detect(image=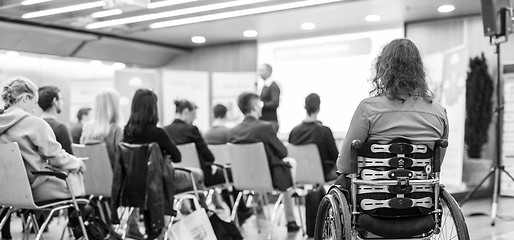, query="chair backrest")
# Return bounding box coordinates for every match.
[227,142,274,192]
[286,143,325,185]
[176,143,201,169]
[72,143,113,197]
[0,142,38,209]
[208,144,231,166]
